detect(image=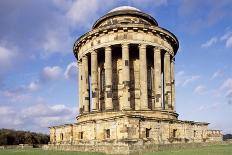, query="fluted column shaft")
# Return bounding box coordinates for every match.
[82,56,90,113]
[105,46,113,110]
[122,43,131,110]
[139,44,149,110]
[78,60,83,114]
[171,58,175,111]
[91,50,98,111]
[153,47,162,110]
[164,52,171,110]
